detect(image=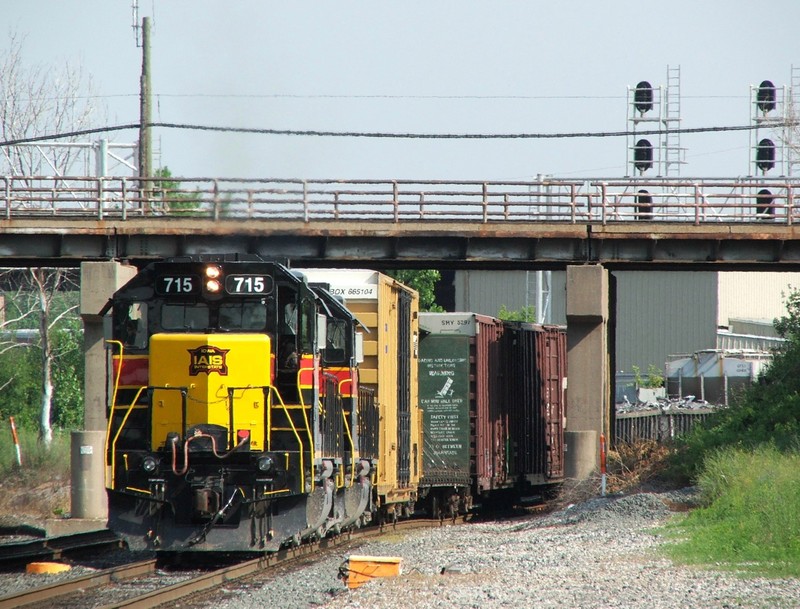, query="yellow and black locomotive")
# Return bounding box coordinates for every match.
[102,254,421,553]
